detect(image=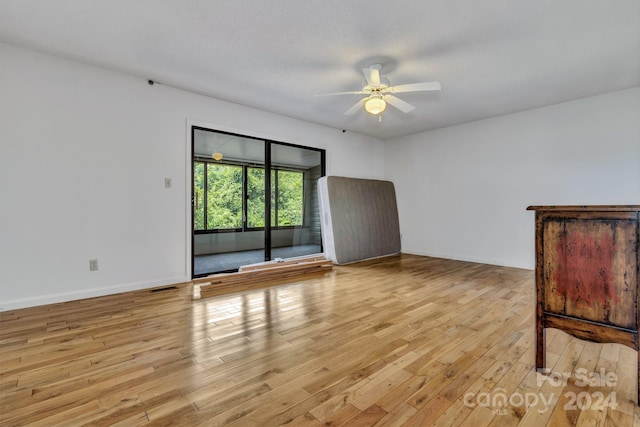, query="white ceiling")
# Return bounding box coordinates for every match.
[1,1,639,140]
